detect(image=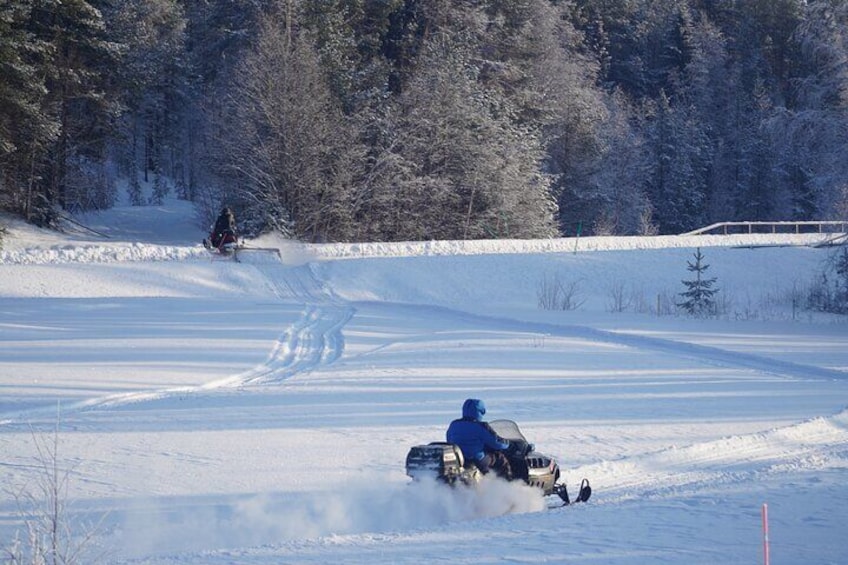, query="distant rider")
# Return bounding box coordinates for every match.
[206,206,237,249]
[446,398,513,480]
